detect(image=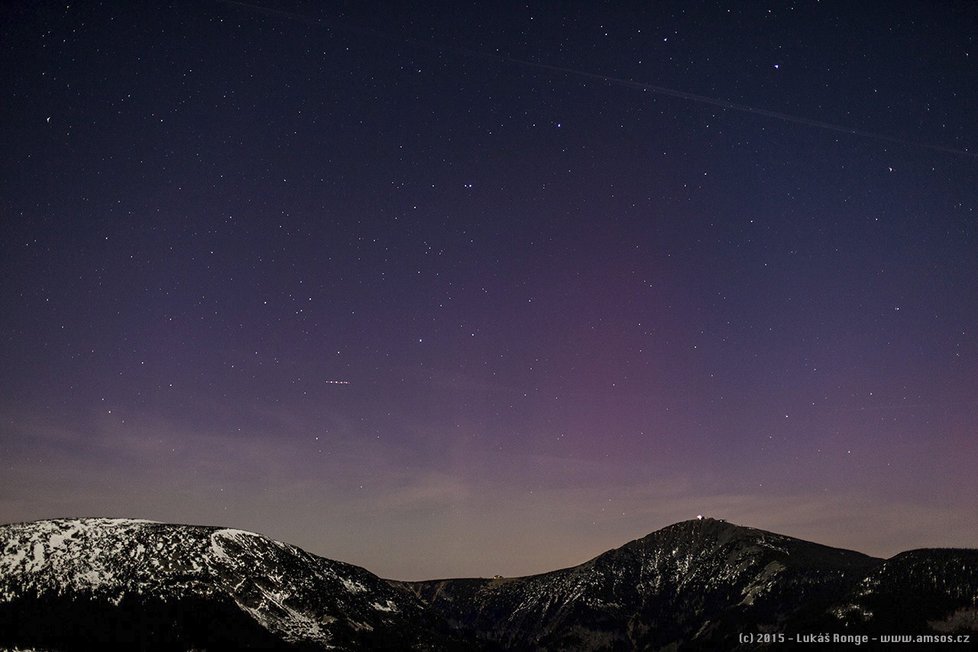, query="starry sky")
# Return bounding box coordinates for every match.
[1,1,976,580]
